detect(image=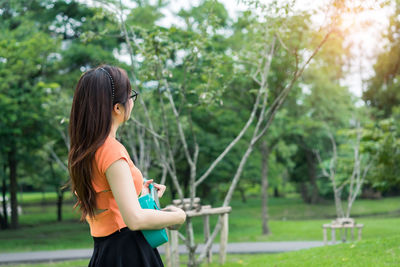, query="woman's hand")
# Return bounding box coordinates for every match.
[142,179,166,198]
[162,205,186,230]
